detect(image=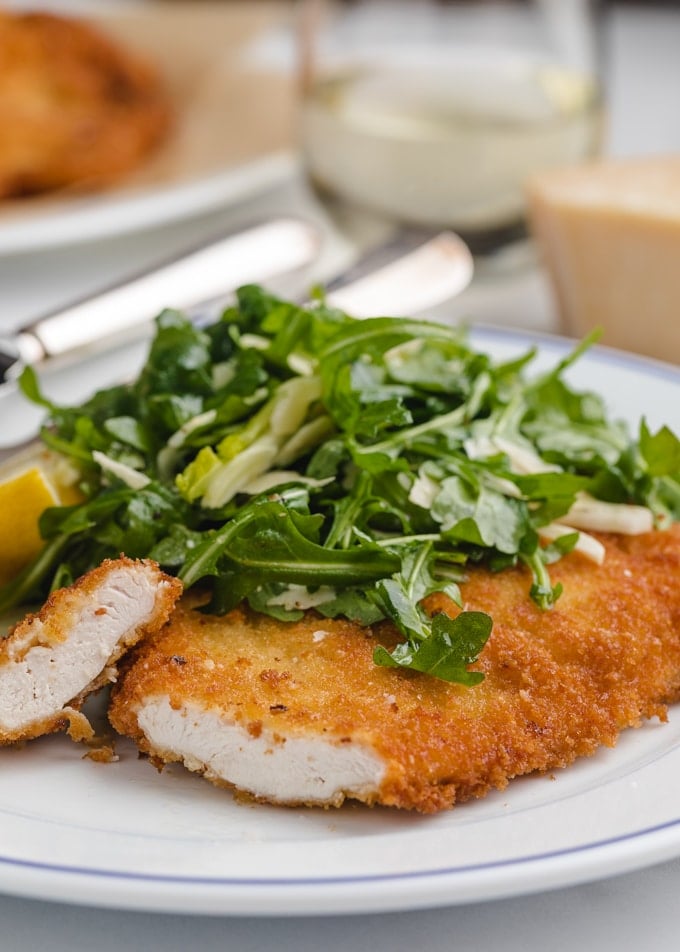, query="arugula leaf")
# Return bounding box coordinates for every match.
[135,309,214,398]
[639,420,680,477]
[179,497,400,614]
[374,612,490,685]
[435,478,528,554]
